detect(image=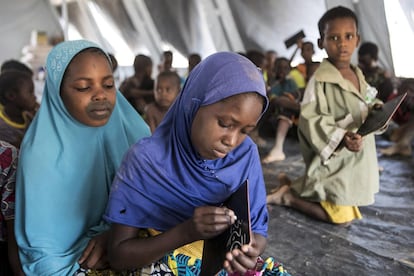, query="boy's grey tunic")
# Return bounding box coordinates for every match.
[291,59,380,206]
